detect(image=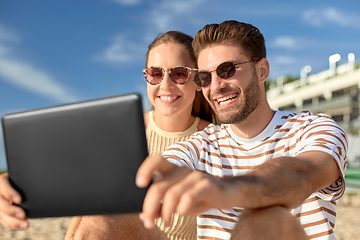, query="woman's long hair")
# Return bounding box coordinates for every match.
[146,31,218,124]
